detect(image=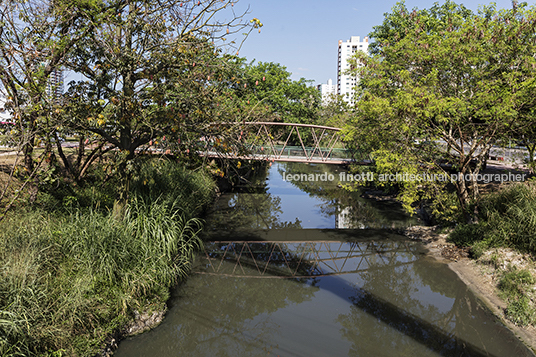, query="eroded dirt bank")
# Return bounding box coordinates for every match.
[405,225,536,354]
